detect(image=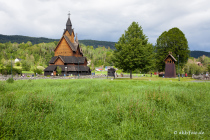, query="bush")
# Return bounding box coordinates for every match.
[6,78,14,83]
[16,62,20,66]
[33,68,43,75]
[0,67,22,75]
[56,66,62,75]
